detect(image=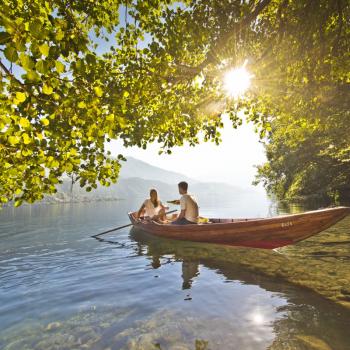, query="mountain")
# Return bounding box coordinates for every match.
[52,176,248,208]
[119,157,194,184]
[18,157,254,206]
[118,157,248,198]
